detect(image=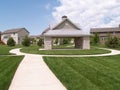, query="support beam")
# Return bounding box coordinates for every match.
[58,38,63,45]
[82,36,90,49]
[44,37,52,50]
[74,37,82,48]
